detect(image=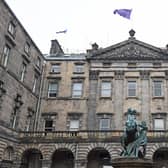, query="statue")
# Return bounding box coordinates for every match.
[120,108,147,158]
